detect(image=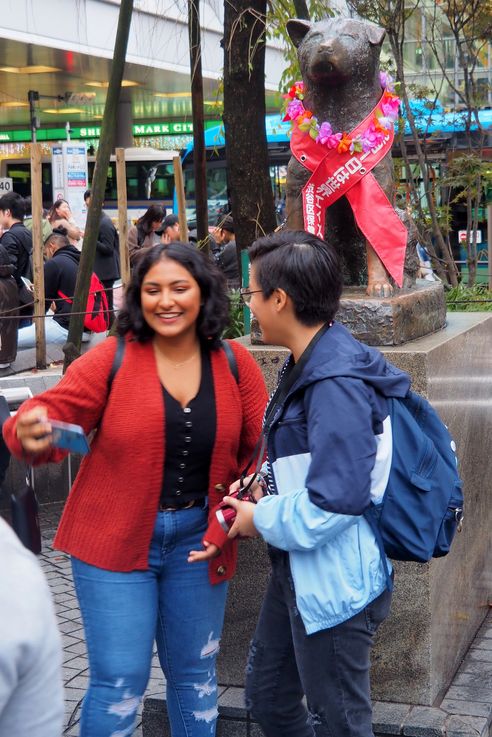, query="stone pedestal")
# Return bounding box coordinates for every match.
[251,281,447,346]
[142,313,492,734]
